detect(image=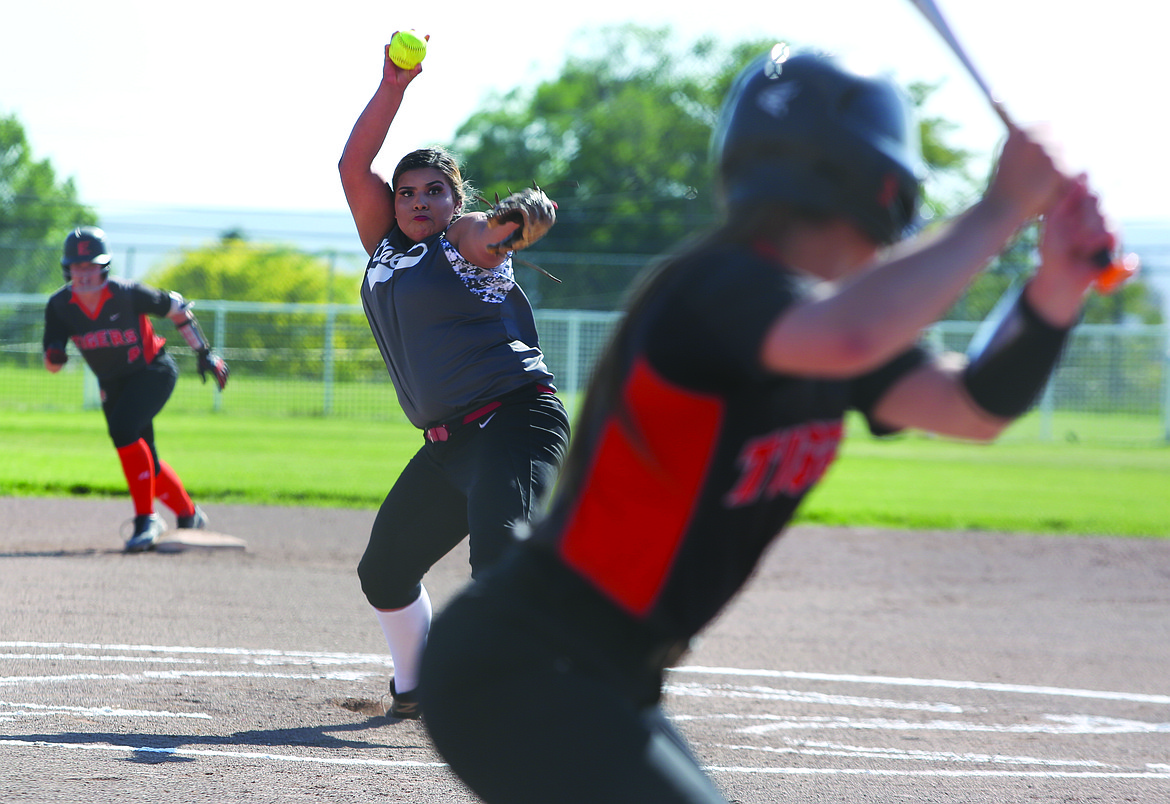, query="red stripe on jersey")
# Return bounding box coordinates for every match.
[69,286,114,320]
[139,314,165,363]
[559,357,723,618]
